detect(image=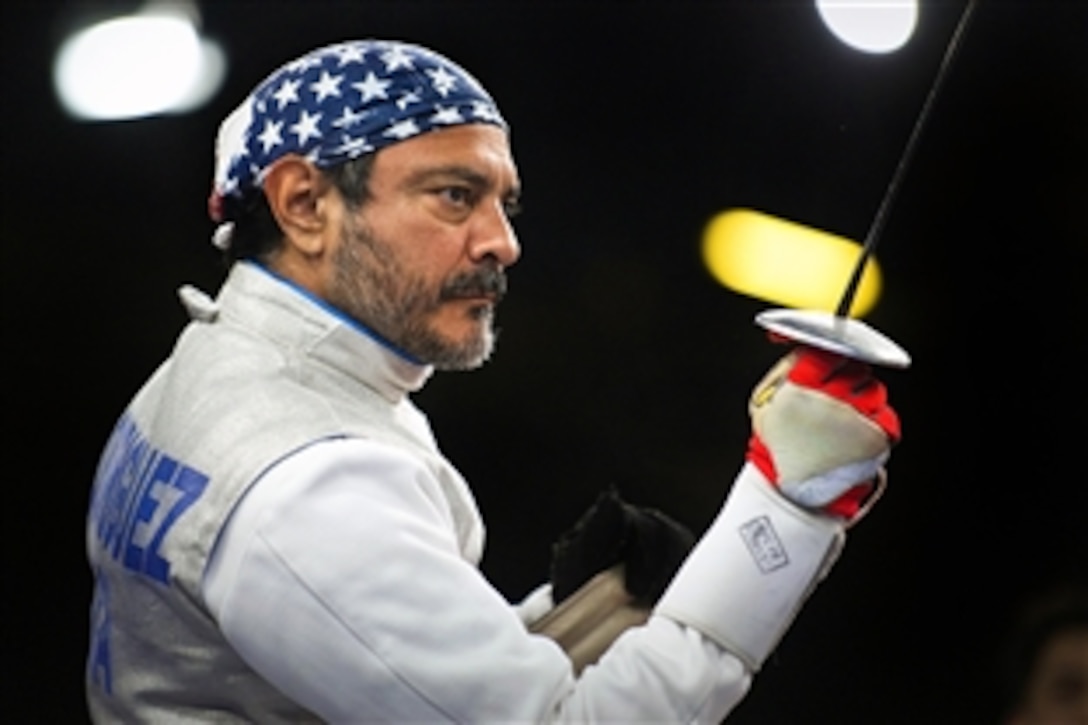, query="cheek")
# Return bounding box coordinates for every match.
[367,205,467,275]
[406,240,471,290]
